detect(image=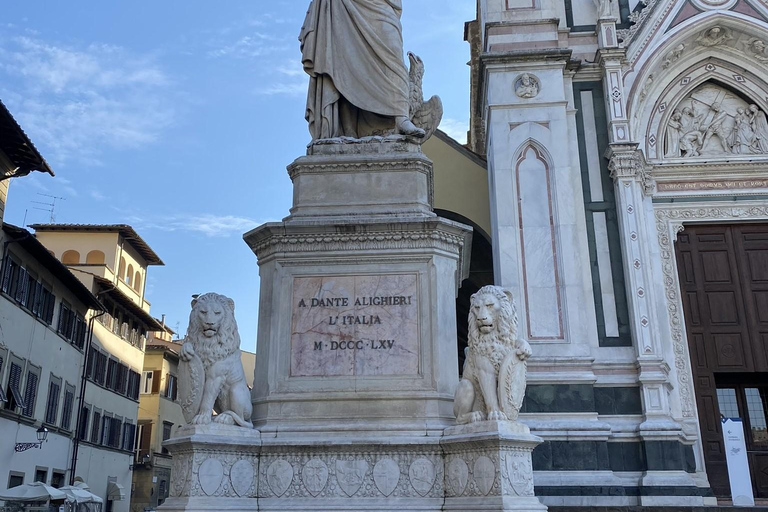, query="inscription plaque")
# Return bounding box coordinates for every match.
[291,274,420,377]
